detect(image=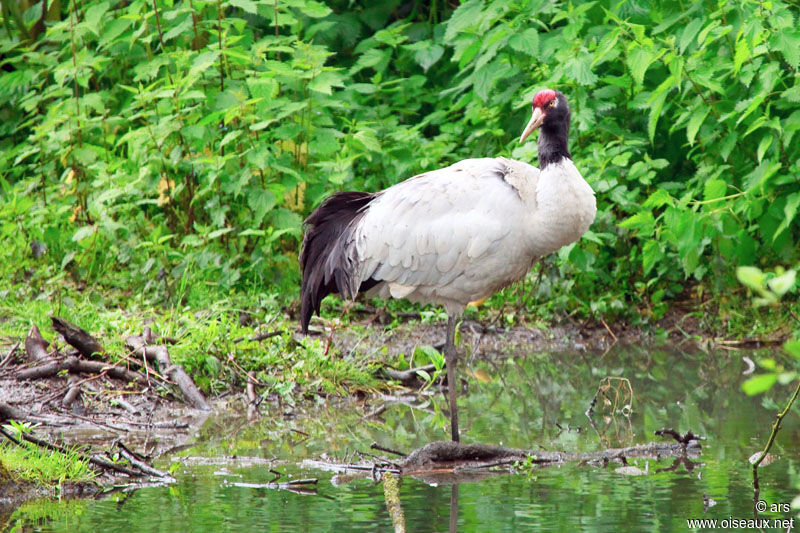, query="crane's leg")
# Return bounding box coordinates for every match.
[444,314,460,442]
